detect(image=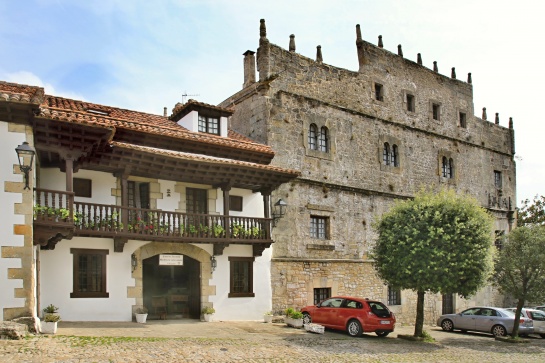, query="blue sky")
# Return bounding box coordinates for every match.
[1,0,542,204]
